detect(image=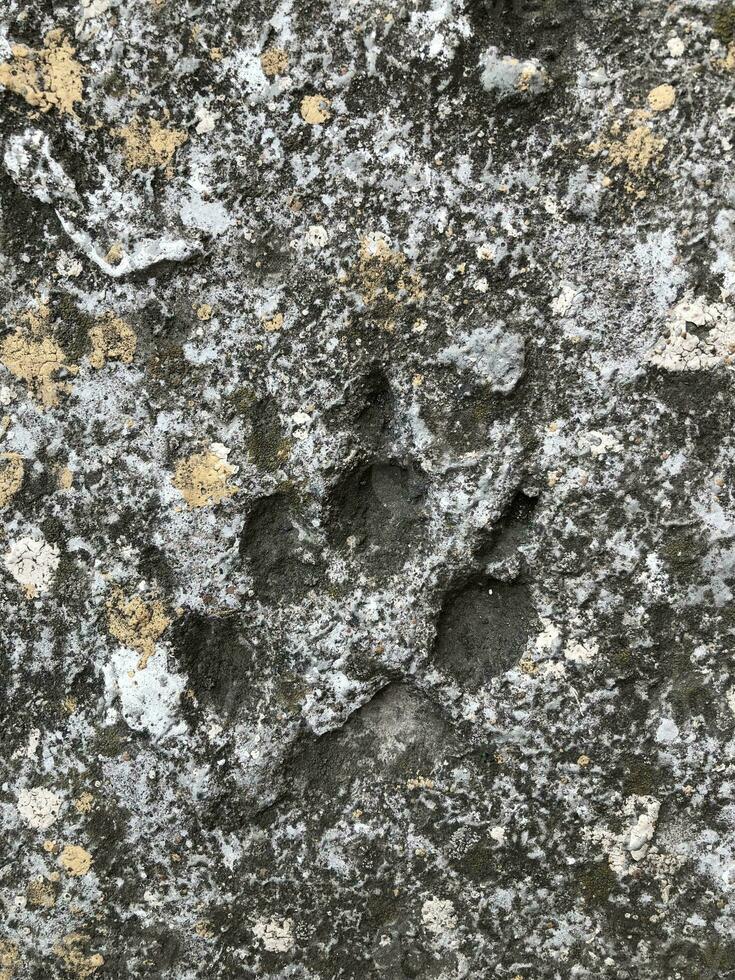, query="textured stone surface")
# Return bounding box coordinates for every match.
[1,0,735,977]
